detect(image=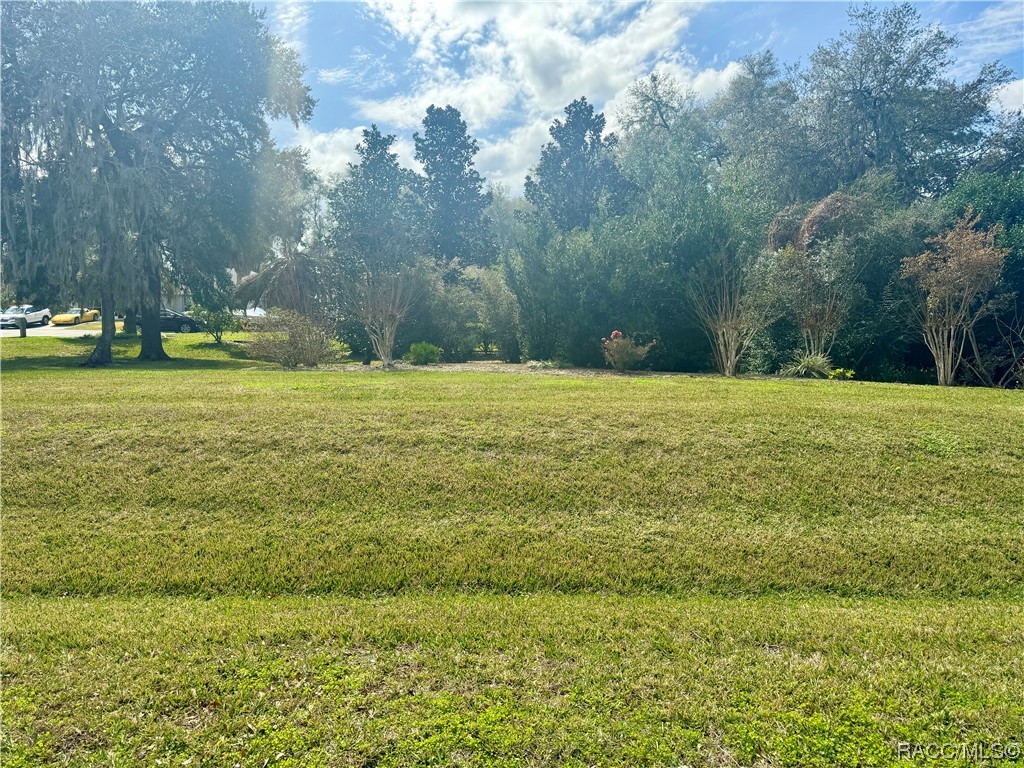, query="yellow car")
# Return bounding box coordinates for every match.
[51,307,100,325]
